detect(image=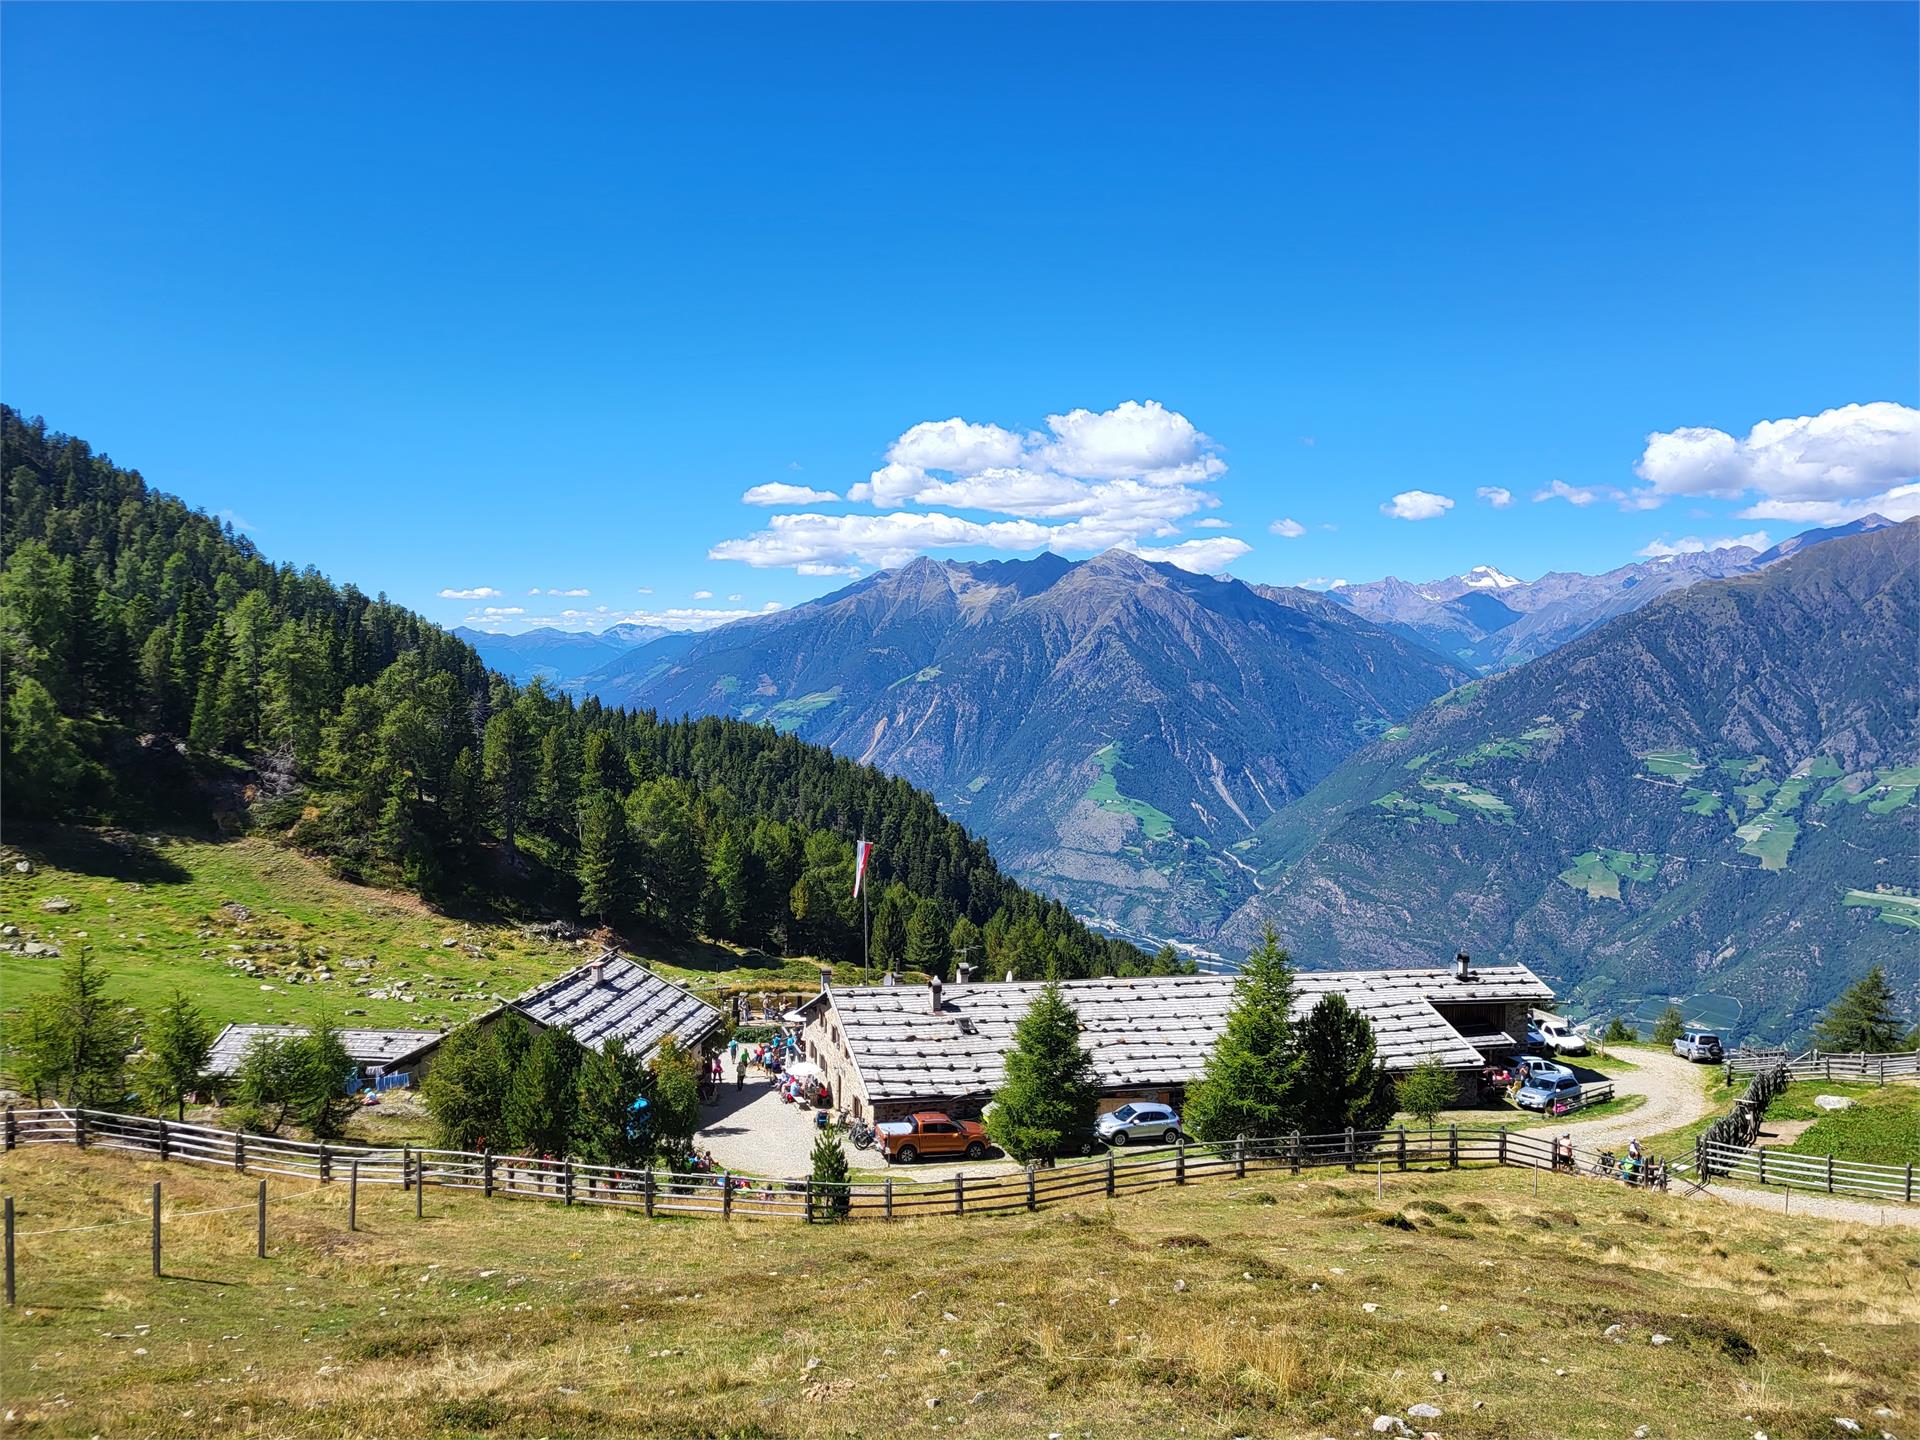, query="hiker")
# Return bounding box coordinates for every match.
[1553,1133,1574,1172]
[735,1056,747,1091]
